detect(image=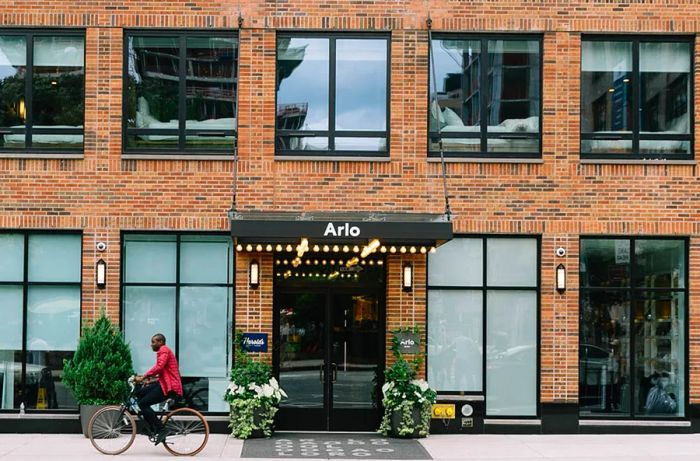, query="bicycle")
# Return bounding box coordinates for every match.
[87,376,210,456]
